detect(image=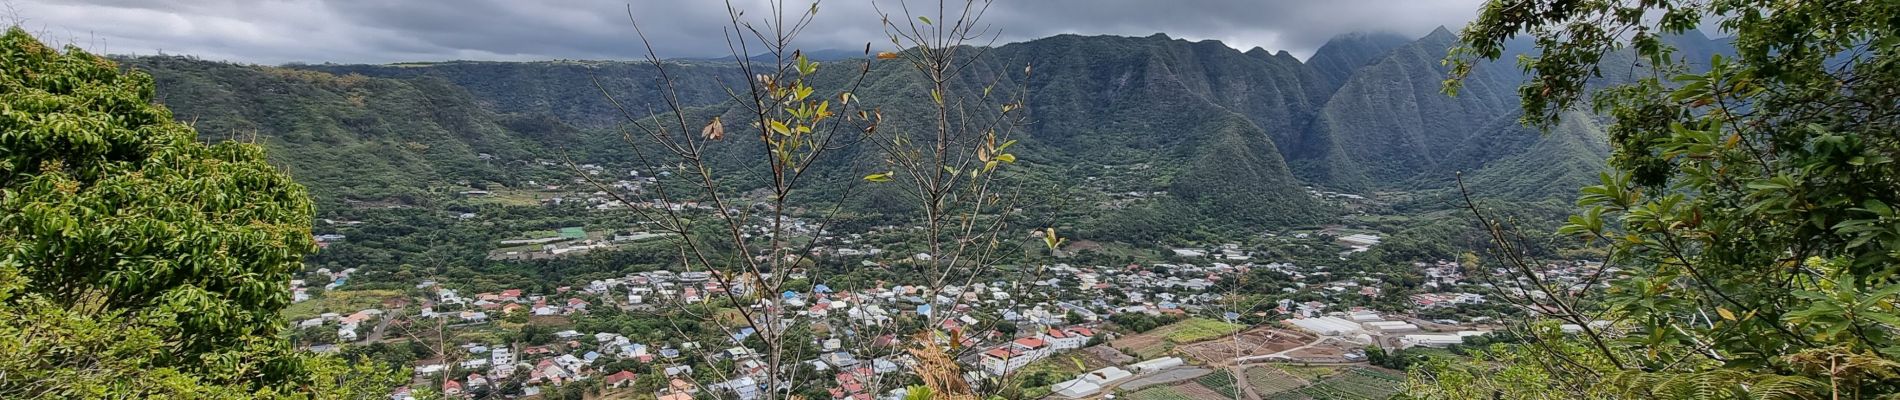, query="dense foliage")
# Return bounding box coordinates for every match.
[1411,0,1900,399]
[0,27,399,398]
[119,56,590,208]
